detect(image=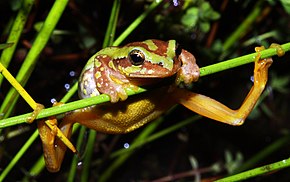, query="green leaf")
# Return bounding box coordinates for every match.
[181,7,199,28]
[281,0,290,14]
[200,22,210,32]
[0,43,14,50]
[210,11,221,20]
[201,1,211,12]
